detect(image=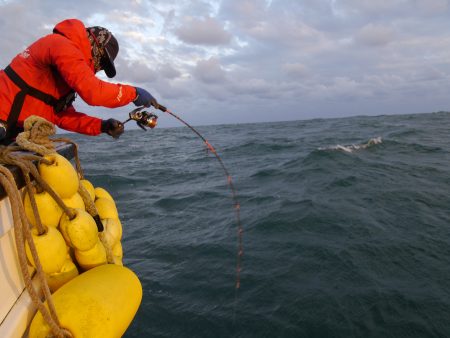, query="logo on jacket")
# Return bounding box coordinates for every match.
[116,85,123,102]
[19,49,30,59]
